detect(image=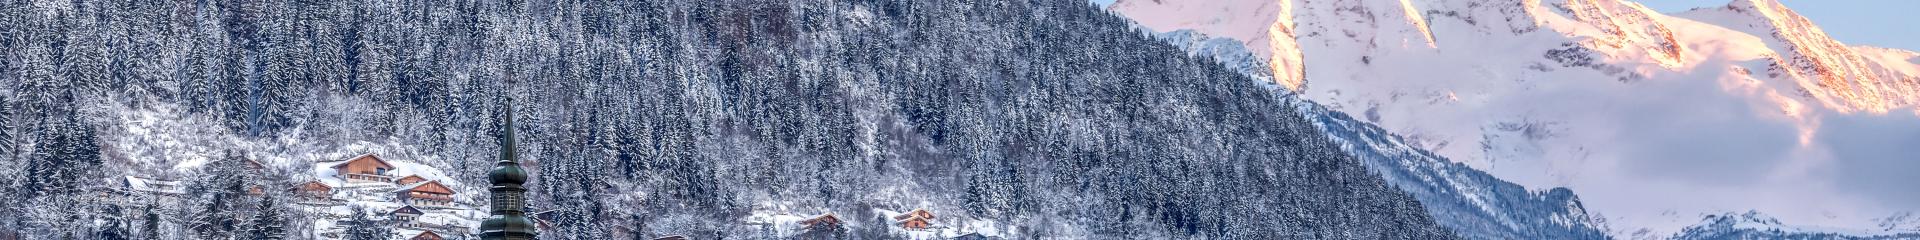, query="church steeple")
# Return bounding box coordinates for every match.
[480,94,537,239]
